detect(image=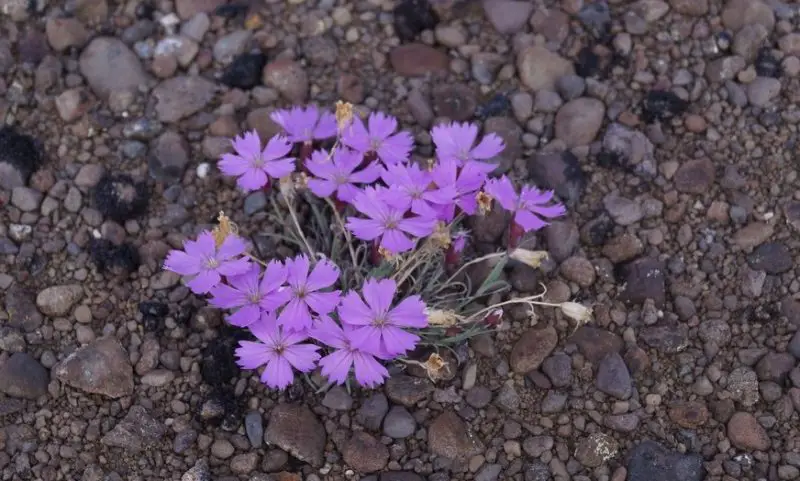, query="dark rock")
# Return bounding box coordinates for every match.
[569,326,623,363]
[510,326,558,374]
[199,388,240,431]
[380,472,424,481]
[244,411,263,448]
[674,158,715,194]
[626,440,704,481]
[342,432,389,473]
[220,52,266,90]
[89,239,140,277]
[618,257,666,306]
[747,242,792,274]
[138,301,168,331]
[600,124,657,178]
[475,93,511,120]
[755,352,795,383]
[54,336,134,398]
[383,406,416,438]
[5,285,44,332]
[322,385,353,410]
[468,207,509,243]
[755,47,781,78]
[542,353,572,387]
[431,83,477,122]
[465,386,492,408]
[149,130,190,183]
[356,393,389,431]
[727,412,770,451]
[544,221,579,262]
[428,411,483,461]
[577,1,611,39]
[0,127,41,190]
[527,150,586,206]
[0,352,49,399]
[385,374,434,407]
[641,90,688,123]
[182,459,211,481]
[575,433,618,467]
[523,461,551,481]
[595,352,632,400]
[640,324,689,353]
[101,406,166,451]
[264,404,326,467]
[483,116,522,174]
[393,0,439,43]
[93,174,148,222]
[668,401,709,429]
